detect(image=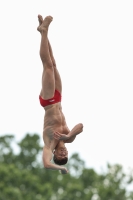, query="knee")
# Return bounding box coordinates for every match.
[44,66,54,75]
[40,55,53,68]
[46,62,54,69]
[43,61,54,69]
